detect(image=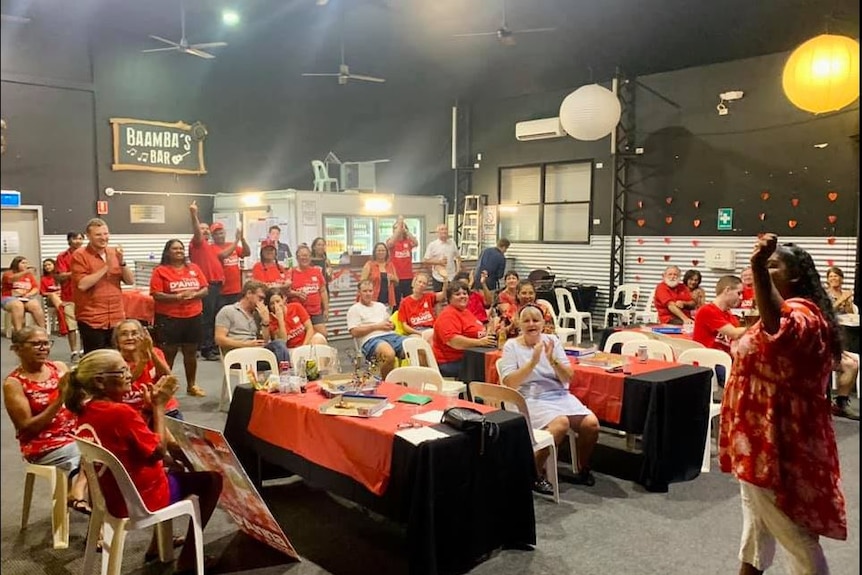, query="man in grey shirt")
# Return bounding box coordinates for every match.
[214,280,290,364]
